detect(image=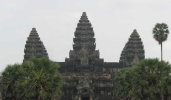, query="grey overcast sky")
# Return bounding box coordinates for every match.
[0,0,171,72]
